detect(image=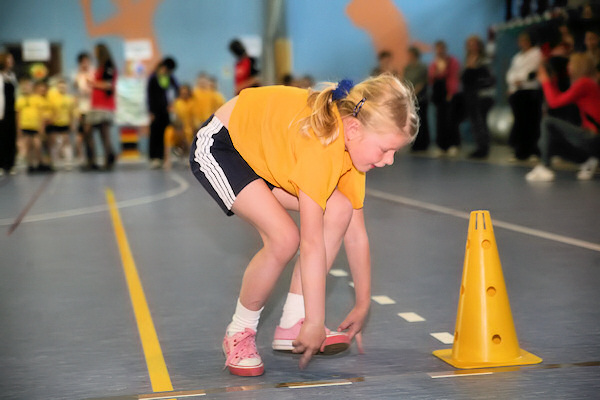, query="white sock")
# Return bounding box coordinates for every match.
[278,292,305,329]
[226,298,263,336]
